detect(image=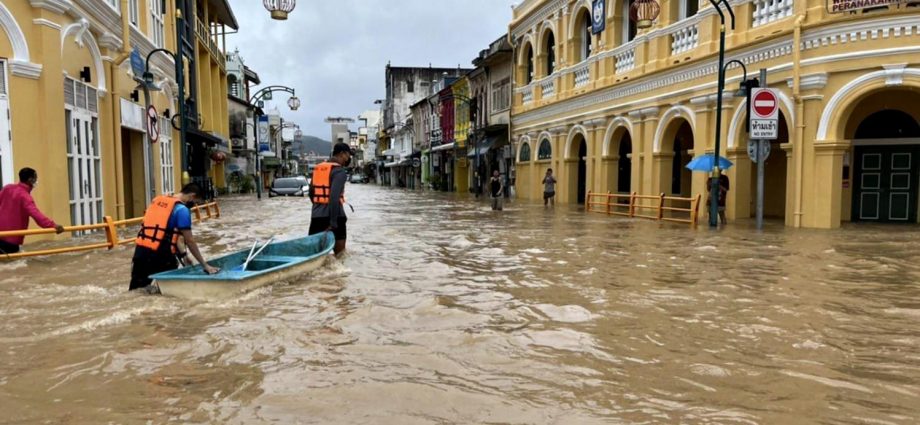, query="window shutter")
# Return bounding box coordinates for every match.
[0,62,6,95]
[75,81,87,110]
[64,78,75,107]
[87,88,98,113]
